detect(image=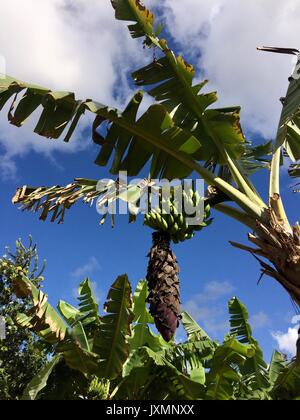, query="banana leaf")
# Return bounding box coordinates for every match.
[92,274,134,380]
[12,275,68,344]
[205,337,255,400]
[277,54,300,161]
[228,297,269,390]
[129,280,163,352]
[21,355,61,401]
